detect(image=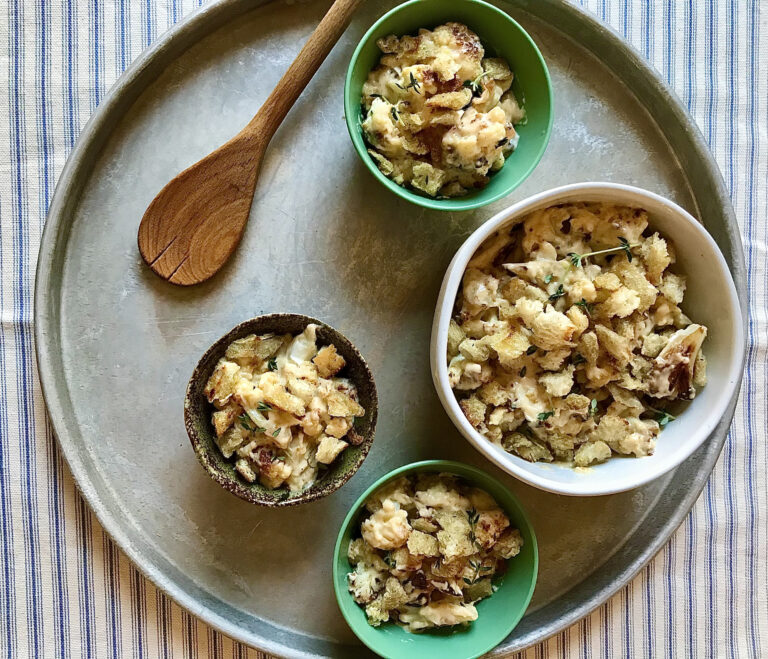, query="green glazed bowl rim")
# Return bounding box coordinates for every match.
[332,459,539,658]
[343,0,553,212]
